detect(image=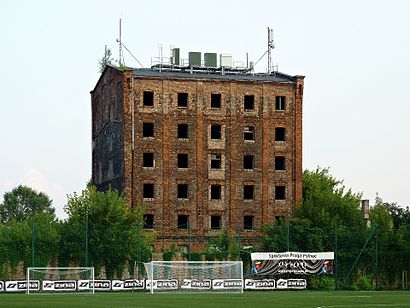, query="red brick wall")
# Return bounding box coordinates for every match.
[119,75,303,251]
